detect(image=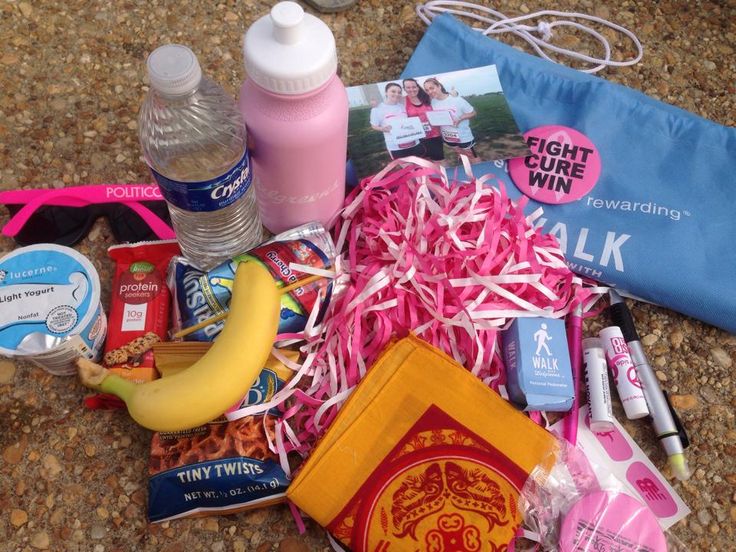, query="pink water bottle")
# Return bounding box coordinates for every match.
[239,1,348,234]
